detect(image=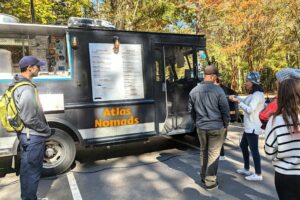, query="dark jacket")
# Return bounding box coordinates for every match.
[188,81,230,130]
[11,74,51,137]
